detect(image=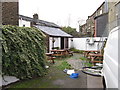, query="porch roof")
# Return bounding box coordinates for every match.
[36,25,73,37]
